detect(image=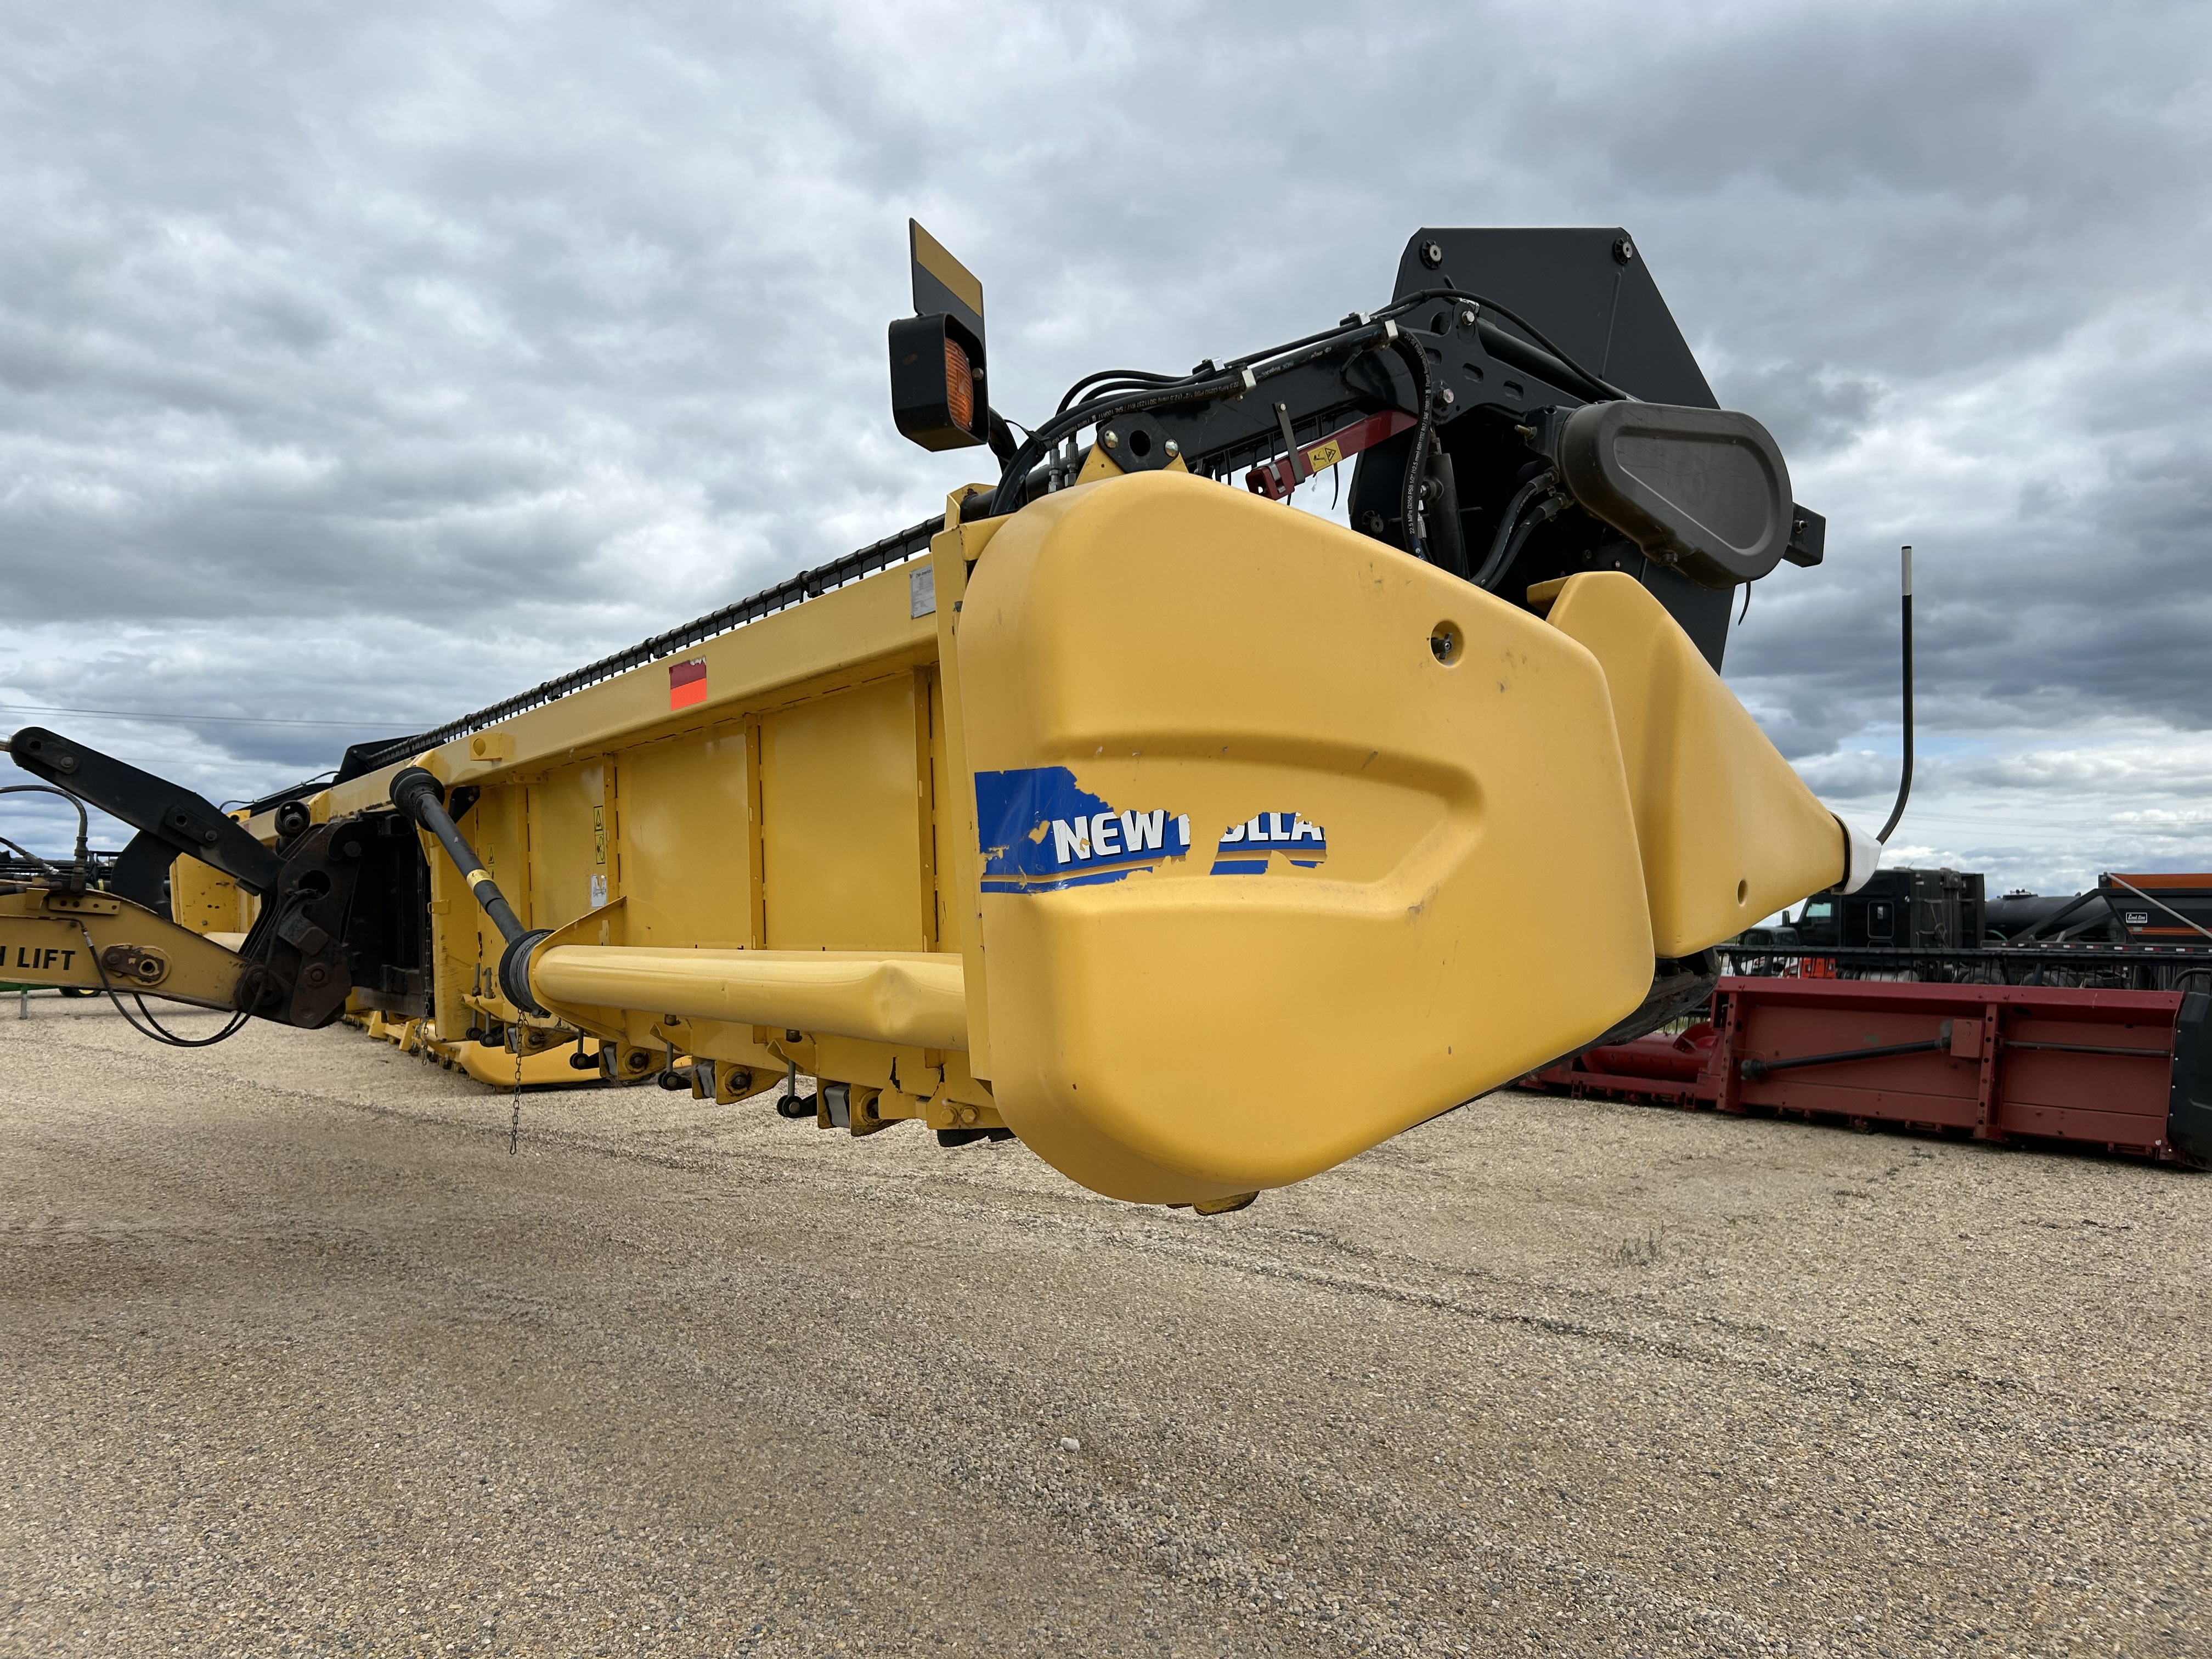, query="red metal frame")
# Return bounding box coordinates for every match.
[1529,977,2193,1163]
[1244,409,1417,500]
